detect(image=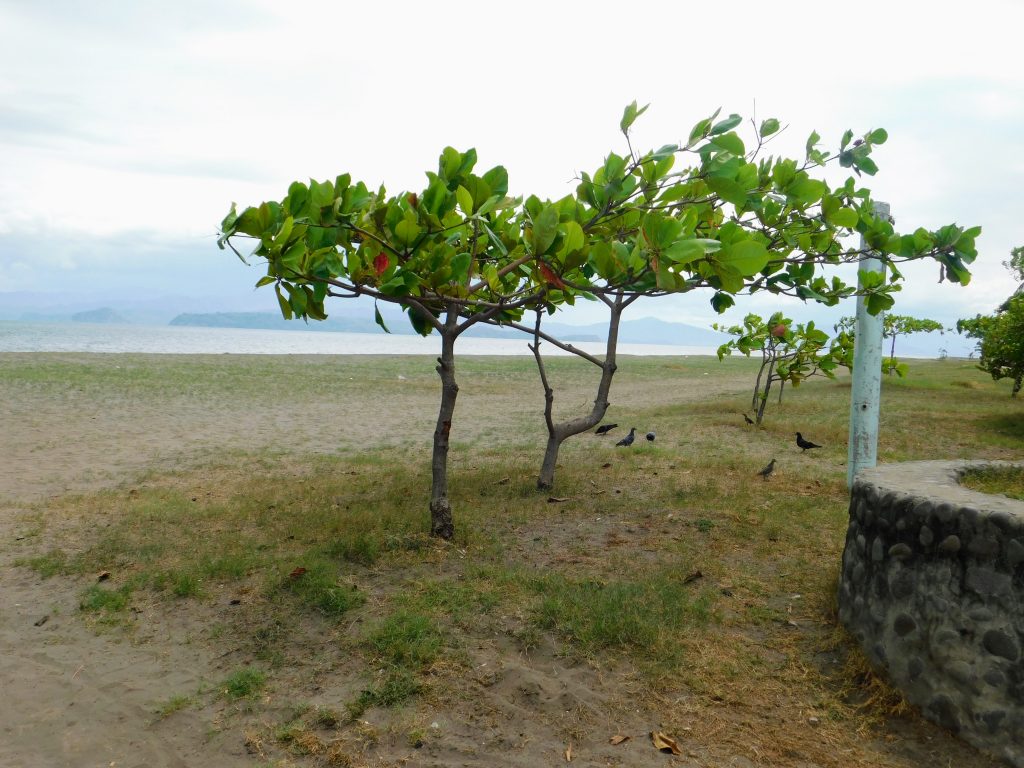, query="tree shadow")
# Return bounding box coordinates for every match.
[978,412,1024,441]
